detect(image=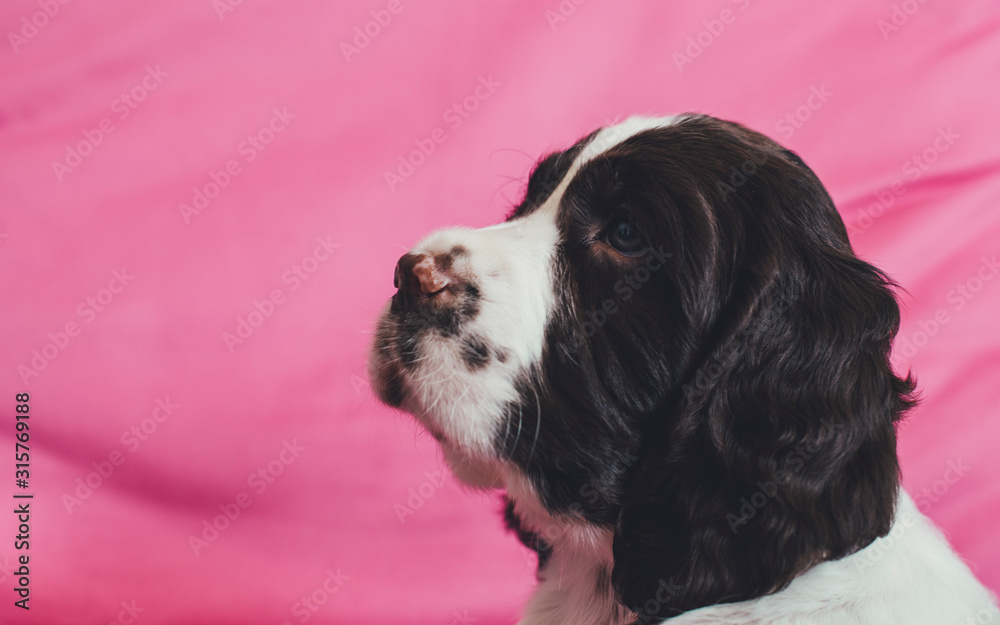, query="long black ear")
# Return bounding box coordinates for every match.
[611,121,917,619]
